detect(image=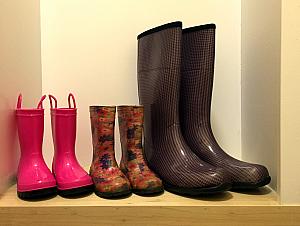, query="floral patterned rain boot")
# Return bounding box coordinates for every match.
[89,106,131,198]
[118,106,163,195]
